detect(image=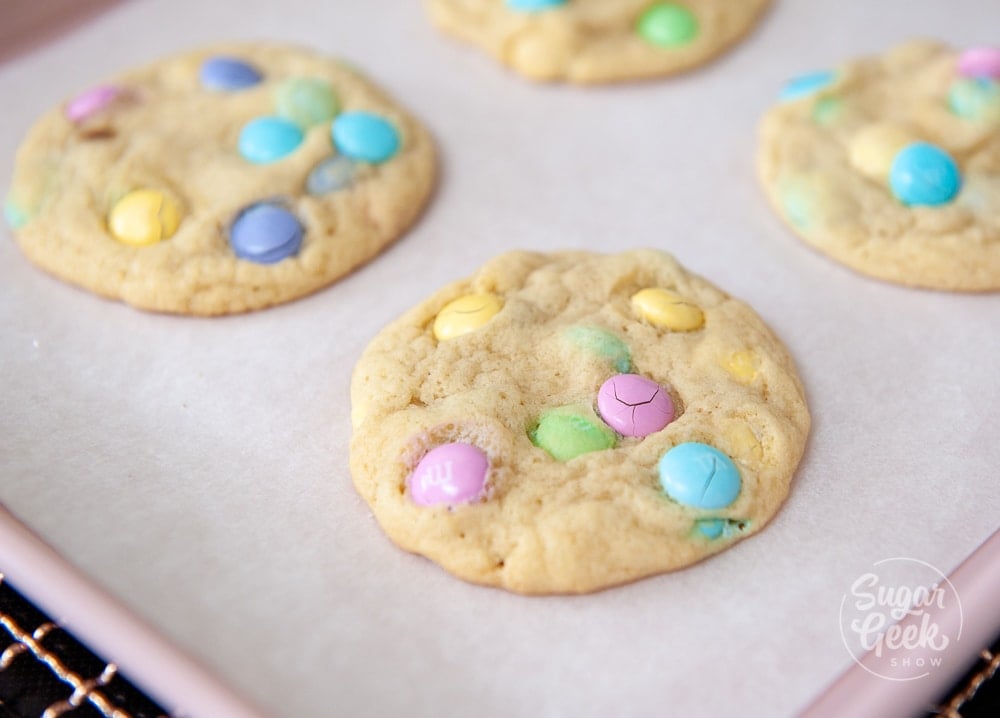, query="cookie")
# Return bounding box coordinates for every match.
[425,0,771,84]
[349,250,810,594]
[4,44,436,315]
[758,40,1000,291]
